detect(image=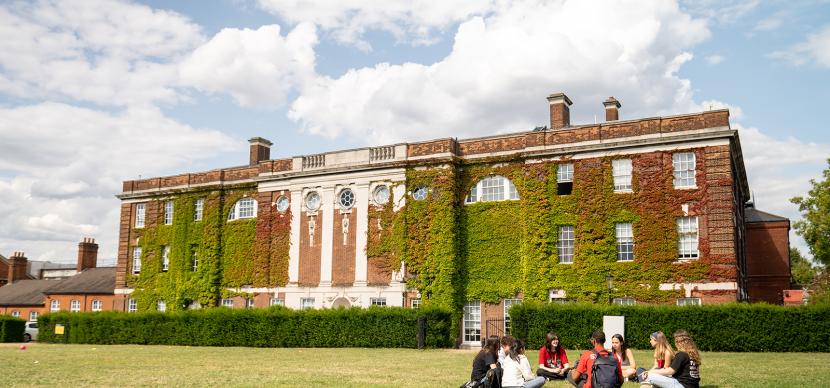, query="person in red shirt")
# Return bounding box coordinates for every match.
[567,330,623,388]
[537,331,570,380]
